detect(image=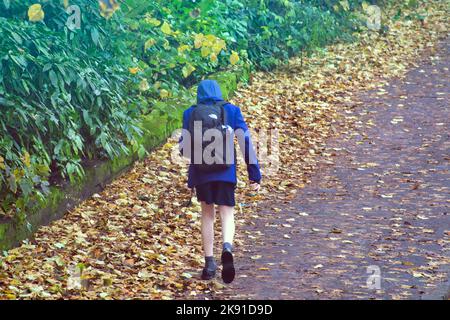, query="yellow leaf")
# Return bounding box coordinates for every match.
[201,35,217,49]
[212,39,226,54]
[201,47,211,58]
[161,21,172,35]
[230,51,239,65]
[340,0,350,11]
[28,4,45,22]
[194,33,204,49]
[6,293,16,299]
[177,44,191,54]
[362,1,369,11]
[13,168,24,180]
[182,64,195,78]
[22,151,31,167]
[129,67,139,75]
[0,155,5,170]
[205,34,216,43]
[210,53,218,63]
[202,39,213,48]
[145,17,161,27]
[159,89,169,99]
